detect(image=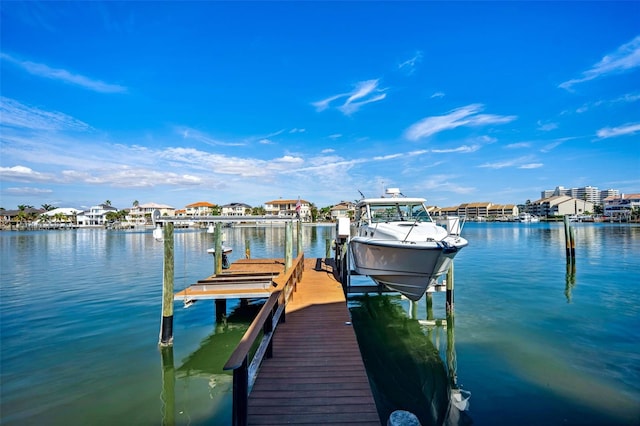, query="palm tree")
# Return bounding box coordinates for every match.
[41,204,55,211]
[133,200,139,208]
[105,200,112,206]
